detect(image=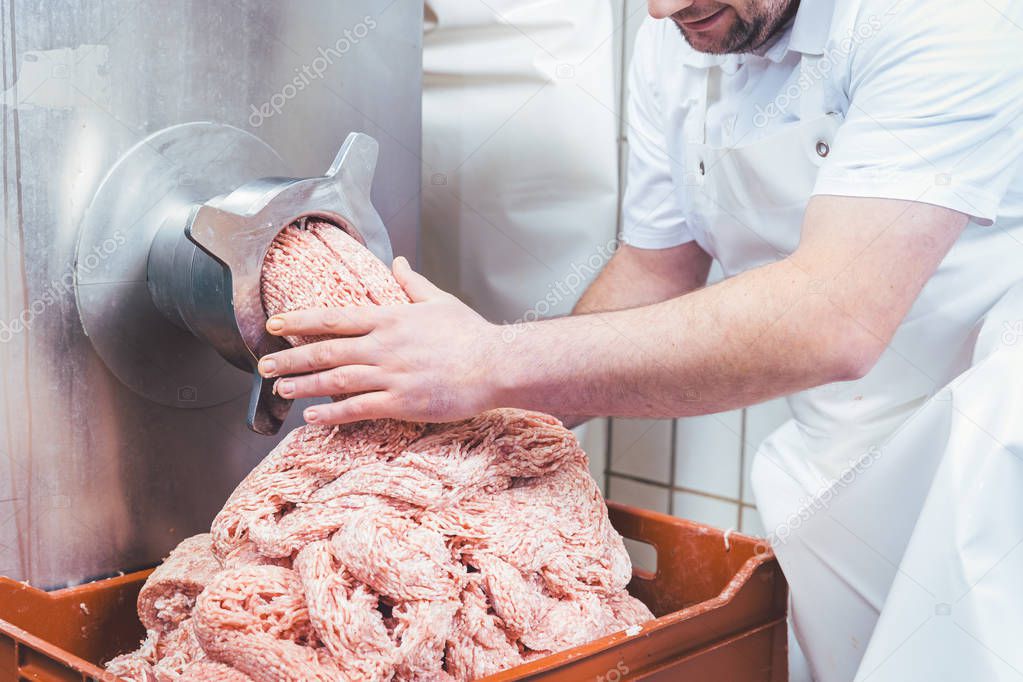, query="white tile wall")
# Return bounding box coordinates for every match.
[672,491,739,530]
[740,506,767,536]
[674,411,742,499]
[608,474,670,513]
[575,418,609,495]
[609,418,672,484]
